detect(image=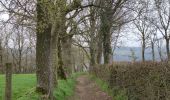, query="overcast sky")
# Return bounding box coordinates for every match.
[0,7,165,48]
[0,13,157,47]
